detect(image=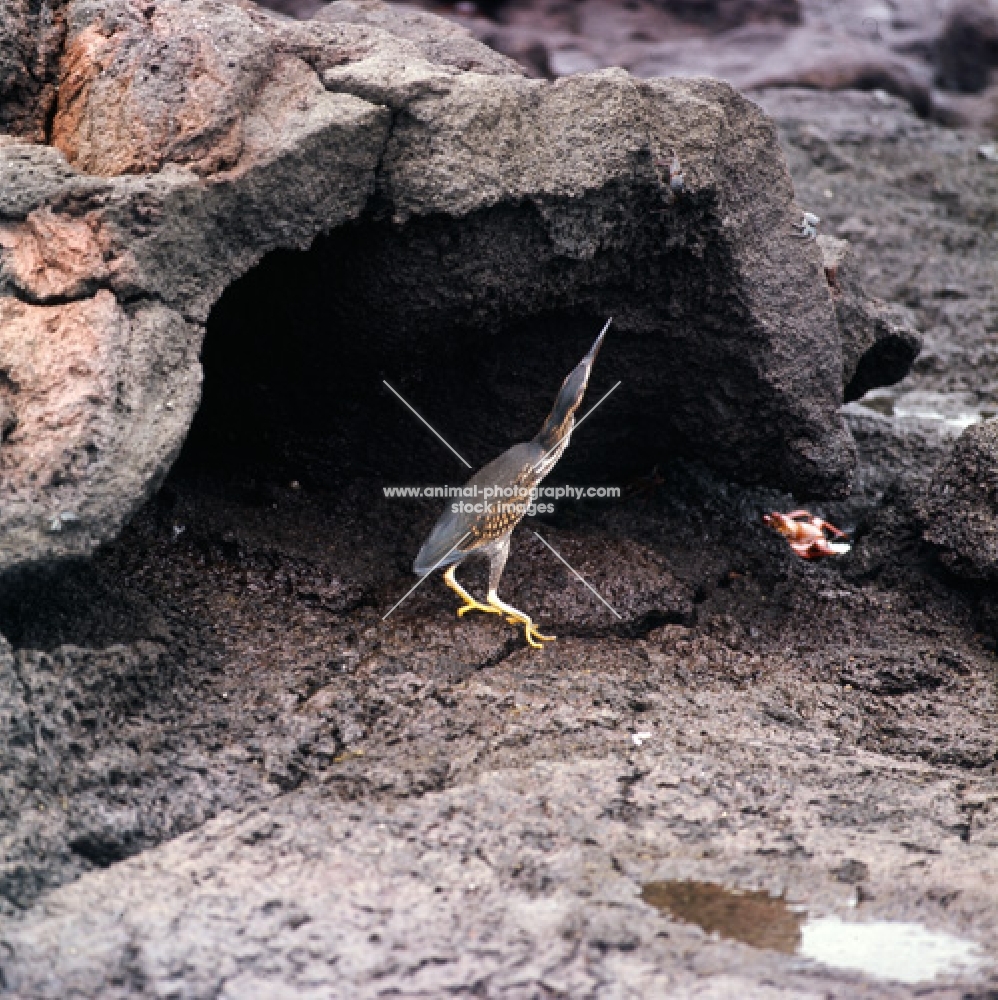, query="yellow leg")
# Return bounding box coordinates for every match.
[487,590,555,649]
[443,565,502,619]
